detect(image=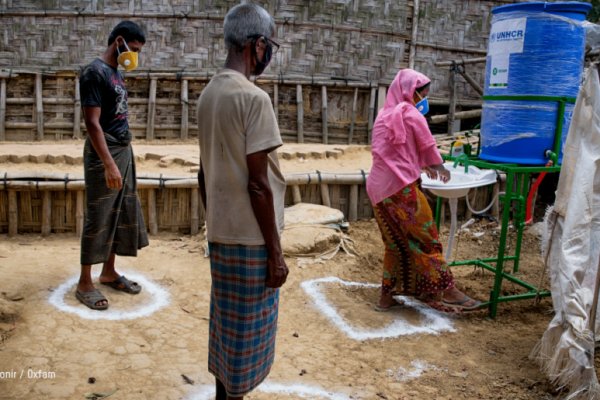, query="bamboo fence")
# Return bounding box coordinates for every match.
[0,168,500,236]
[0,0,525,142]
